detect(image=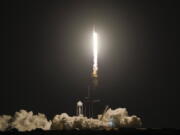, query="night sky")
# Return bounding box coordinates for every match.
[2,0,178,128]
